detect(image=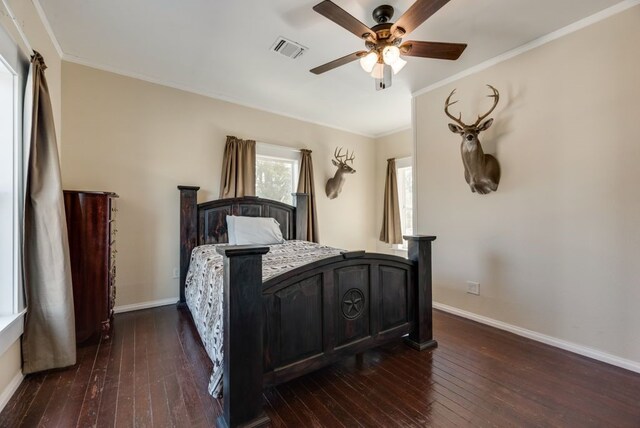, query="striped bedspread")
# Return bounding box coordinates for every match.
[184,240,342,397]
